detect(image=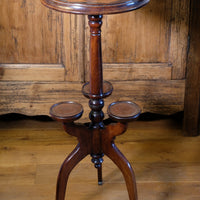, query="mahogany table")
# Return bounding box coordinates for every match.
[41,0,149,199]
